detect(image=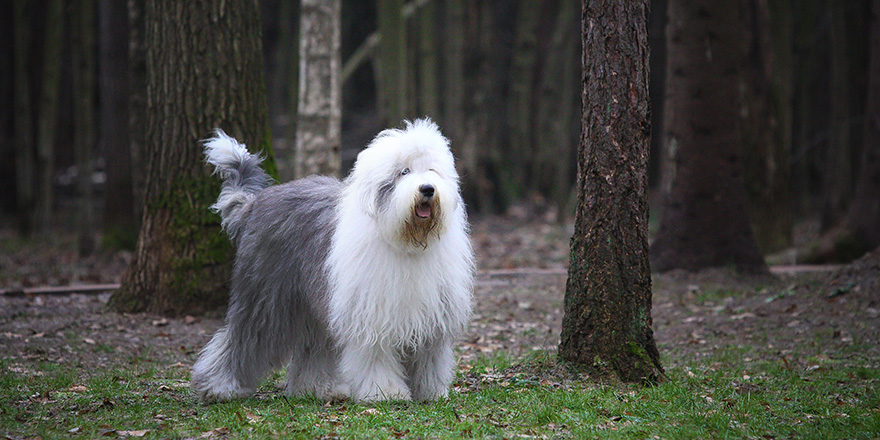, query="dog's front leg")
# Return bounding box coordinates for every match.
[338,343,411,402]
[405,338,455,401]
